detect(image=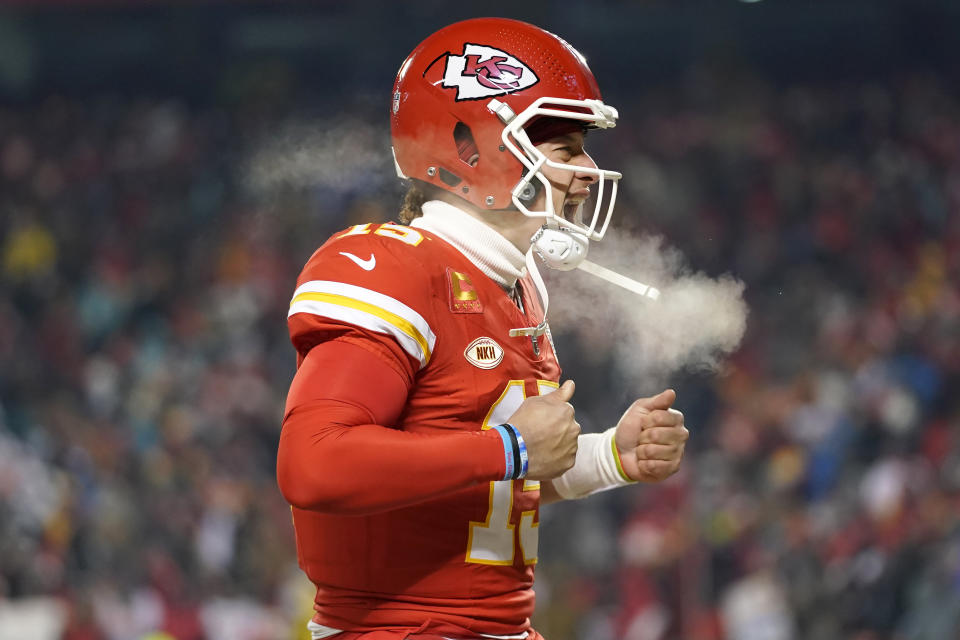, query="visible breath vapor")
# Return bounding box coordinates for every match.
[243,118,393,195]
[240,120,747,388]
[545,234,748,387]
